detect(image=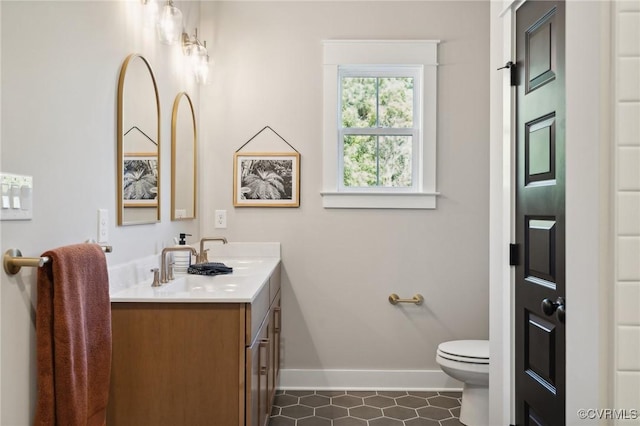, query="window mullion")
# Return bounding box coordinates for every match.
[375,77,380,186]
[376,136,380,186]
[376,77,380,129]
[342,128,414,136]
